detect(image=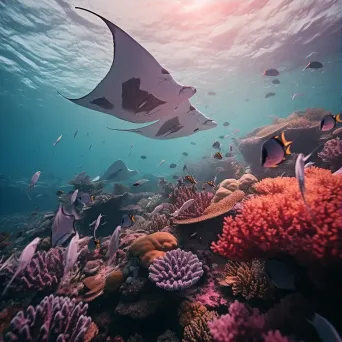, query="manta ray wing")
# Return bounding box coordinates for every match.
[59,7,193,124]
